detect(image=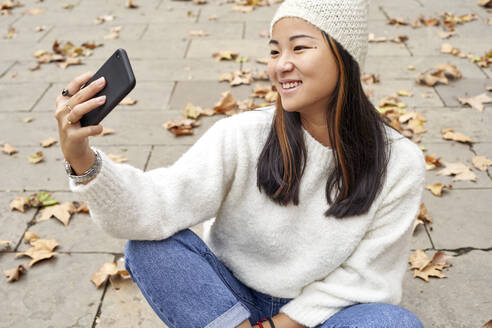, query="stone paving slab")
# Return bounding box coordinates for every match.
[0,192,35,248]
[1,24,50,42]
[423,142,492,189]
[169,80,272,110]
[187,38,272,59]
[0,110,222,146]
[1,57,241,83]
[0,39,189,61]
[366,39,411,57]
[0,144,149,191]
[401,250,491,328]
[364,79,444,107]
[421,189,492,250]
[434,78,492,108]
[415,106,491,143]
[0,252,113,328]
[197,4,278,23]
[0,61,15,78]
[95,278,163,328]
[45,23,148,42]
[0,81,49,112]
[32,80,174,112]
[16,192,127,254]
[142,21,245,41]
